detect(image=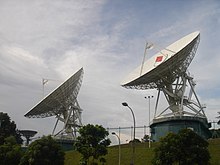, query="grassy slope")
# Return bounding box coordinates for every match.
[65,138,220,165]
[208,138,220,165]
